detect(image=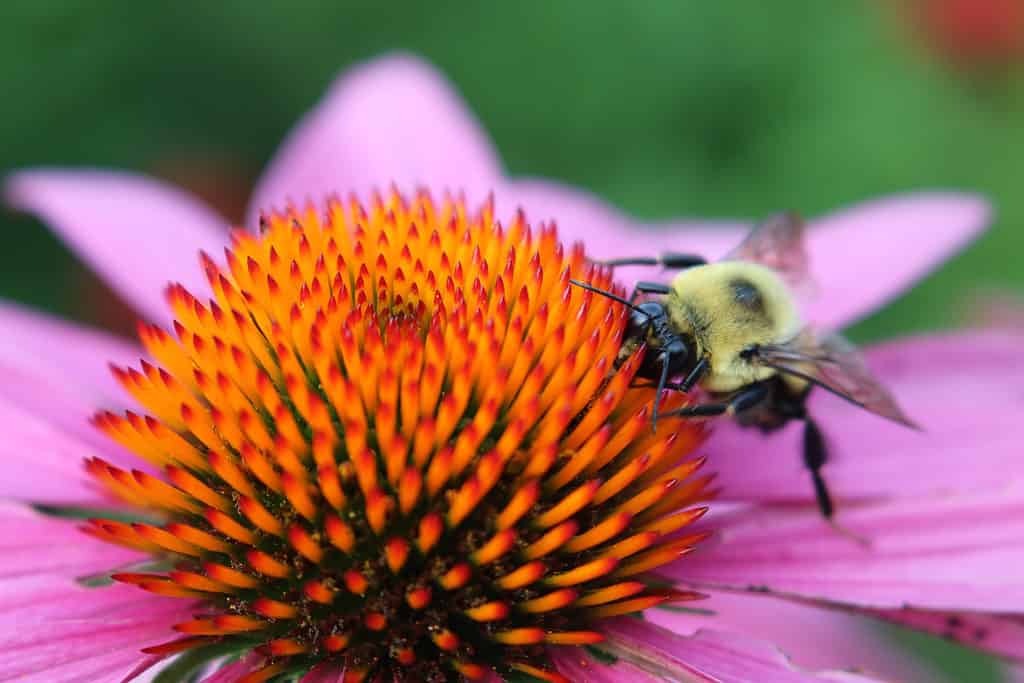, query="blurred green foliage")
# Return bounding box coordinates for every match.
[1,1,1019,680]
